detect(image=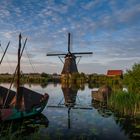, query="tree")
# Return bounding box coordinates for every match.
[41,72,48,78]
[123,63,140,94]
